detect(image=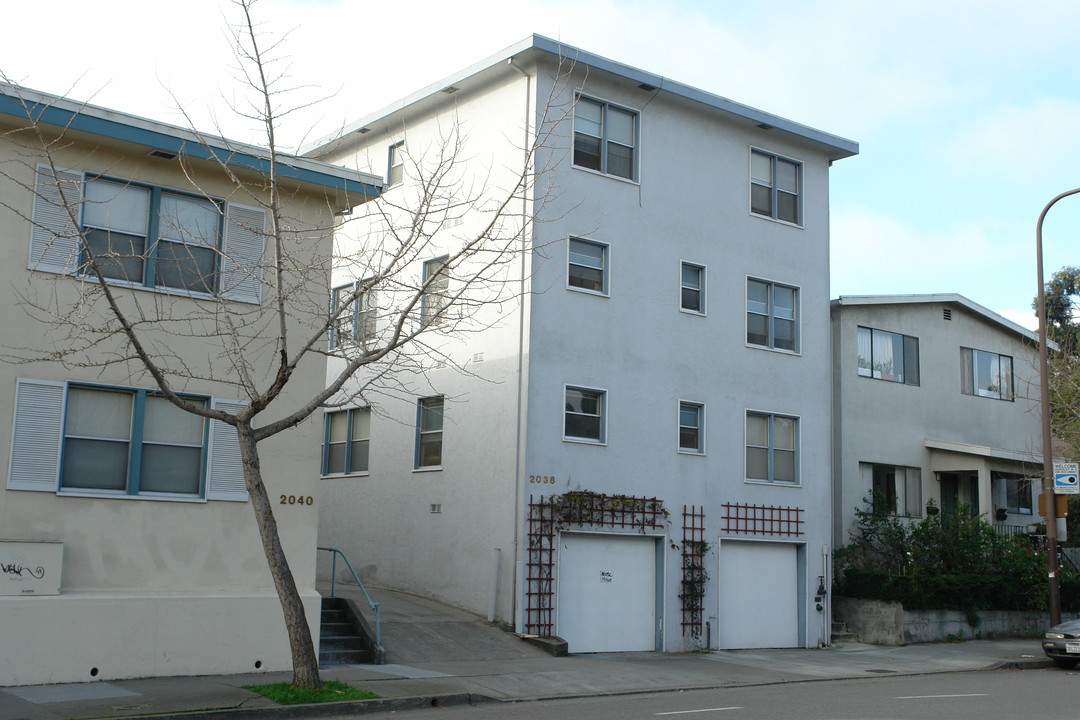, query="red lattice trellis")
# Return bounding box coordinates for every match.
[525,492,667,637]
[721,503,803,536]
